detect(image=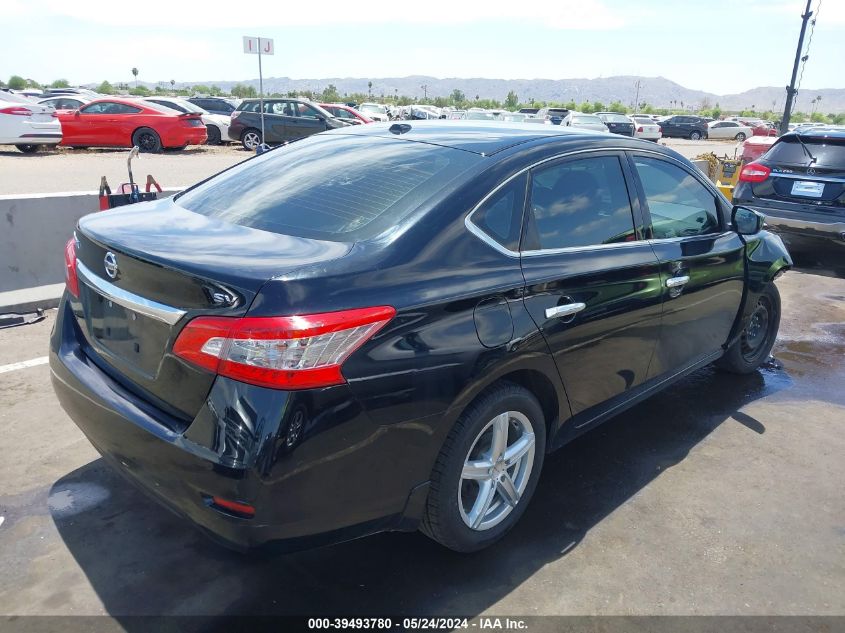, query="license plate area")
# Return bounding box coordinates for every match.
[790,180,825,198]
[81,284,170,378]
